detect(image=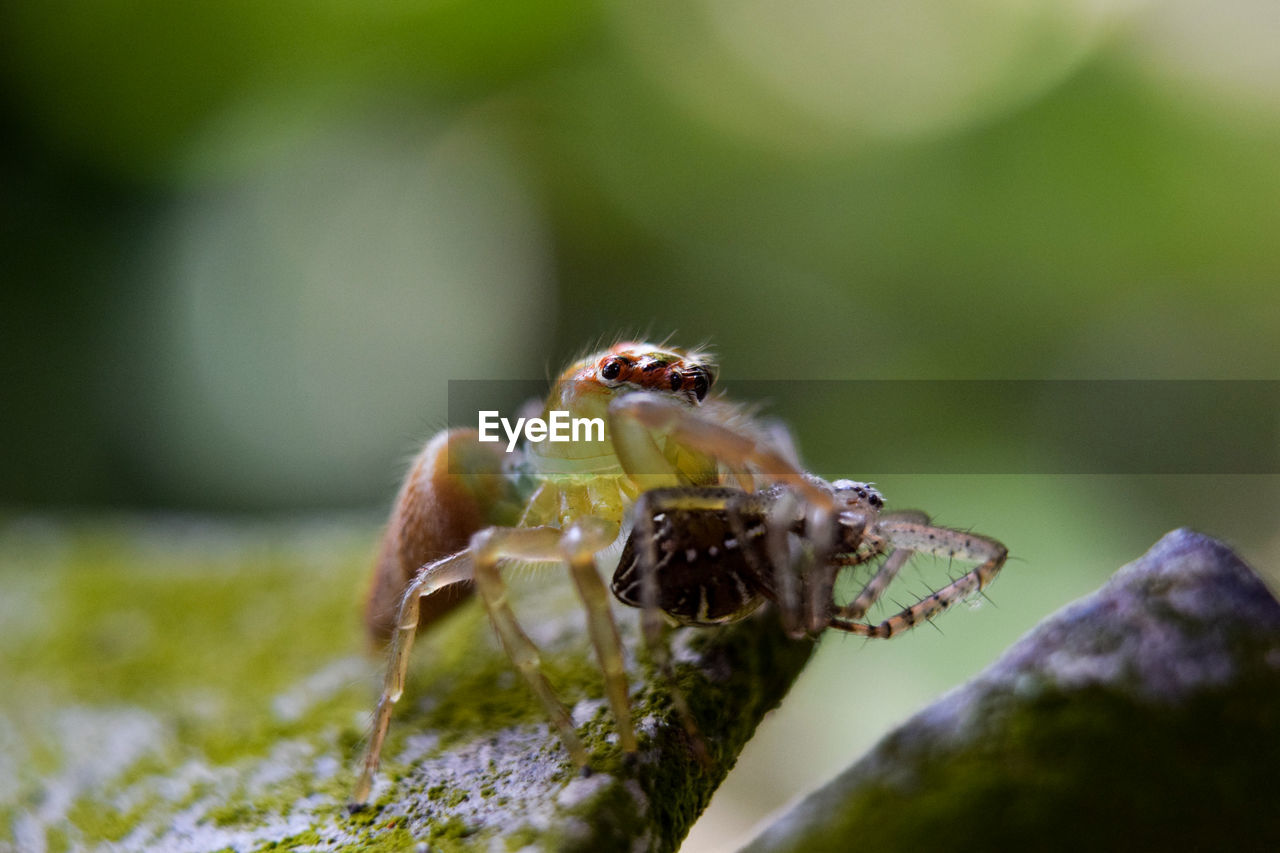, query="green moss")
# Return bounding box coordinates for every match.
[1,523,376,780]
[777,670,1280,853]
[206,800,262,828]
[404,604,611,750]
[427,783,470,809]
[15,537,361,705]
[113,752,173,790]
[2,520,820,852]
[65,795,136,843]
[625,615,814,851]
[546,776,650,853]
[428,815,480,844]
[262,828,323,850]
[348,815,419,852]
[44,824,71,853]
[504,825,541,850]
